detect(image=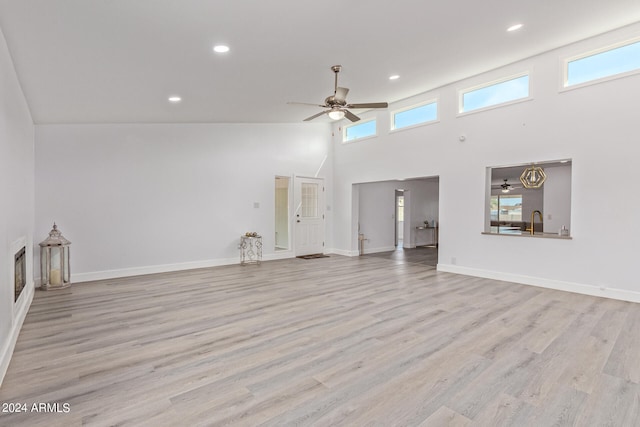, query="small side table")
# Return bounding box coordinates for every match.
[415,226,439,248]
[240,235,262,265]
